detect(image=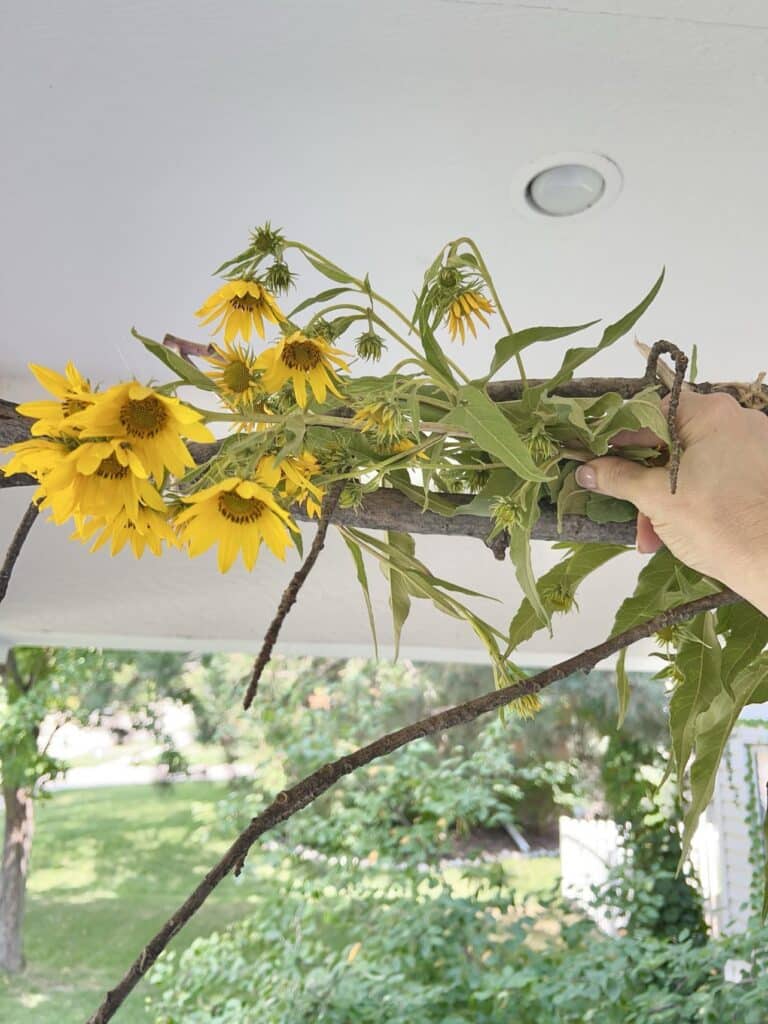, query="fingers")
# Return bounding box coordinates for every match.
[610,427,665,449]
[575,457,669,510]
[665,389,742,447]
[636,512,663,554]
